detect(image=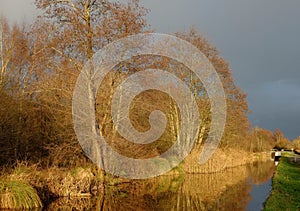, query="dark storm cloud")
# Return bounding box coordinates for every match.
[141,0,300,139]
[1,0,300,139]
